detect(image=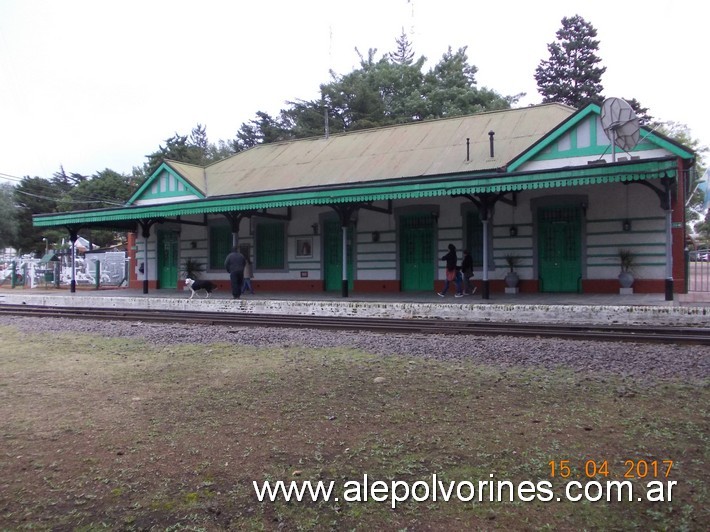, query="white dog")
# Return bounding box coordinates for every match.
[184,278,217,299]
